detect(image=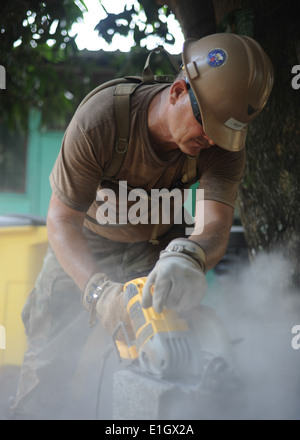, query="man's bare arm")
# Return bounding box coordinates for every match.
[189,199,234,271]
[47,193,98,290]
